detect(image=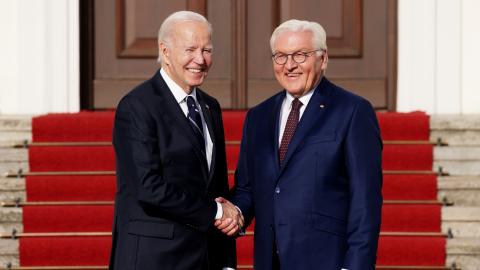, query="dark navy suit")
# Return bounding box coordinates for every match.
[109,71,236,270]
[232,78,383,270]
